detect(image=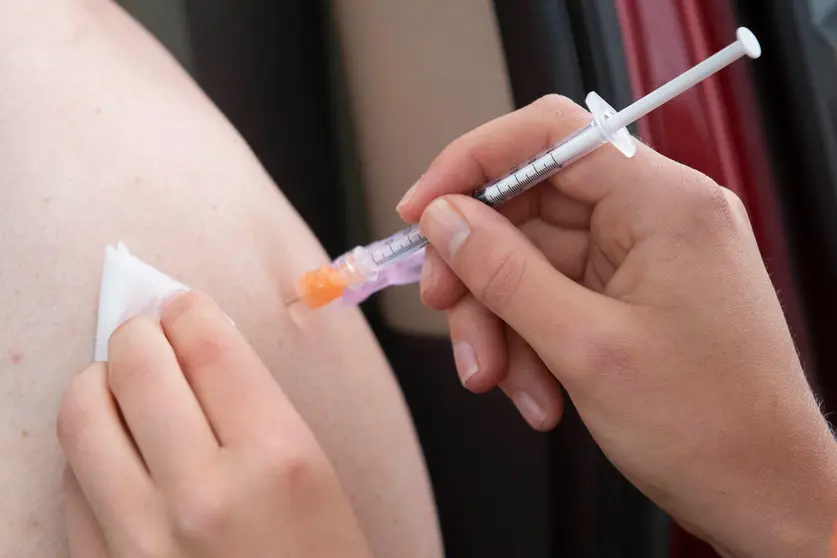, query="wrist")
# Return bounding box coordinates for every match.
[716,420,837,558]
